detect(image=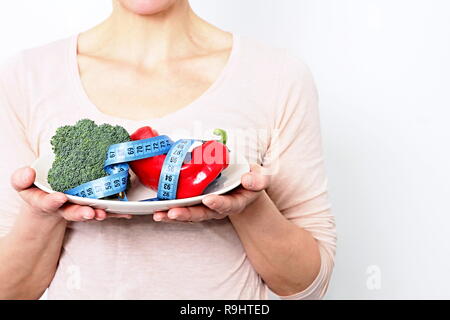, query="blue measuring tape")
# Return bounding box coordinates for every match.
[64,135,173,200]
[157,139,196,200]
[64,135,199,201]
[104,135,172,167]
